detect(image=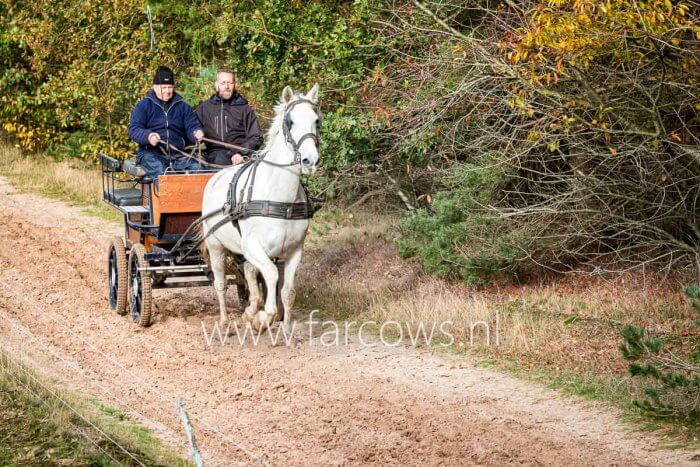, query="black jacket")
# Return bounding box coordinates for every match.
[195,92,263,154]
